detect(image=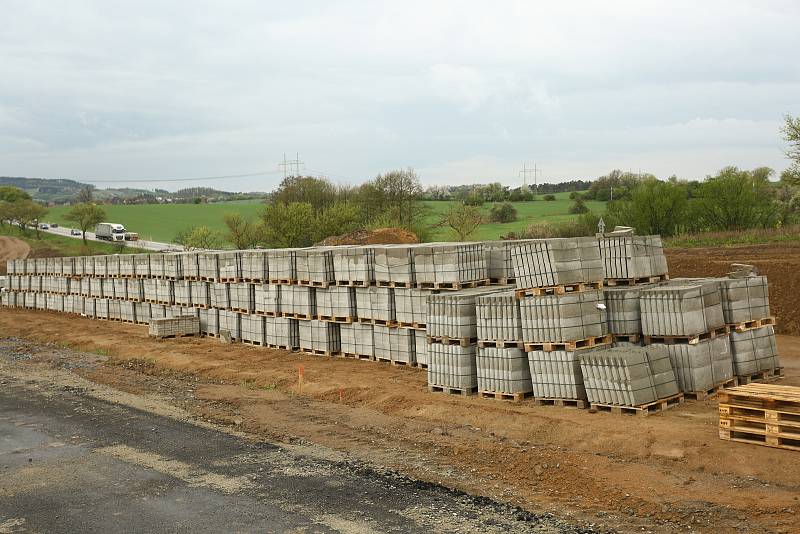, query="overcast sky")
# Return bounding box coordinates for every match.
[1,1,798,191]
